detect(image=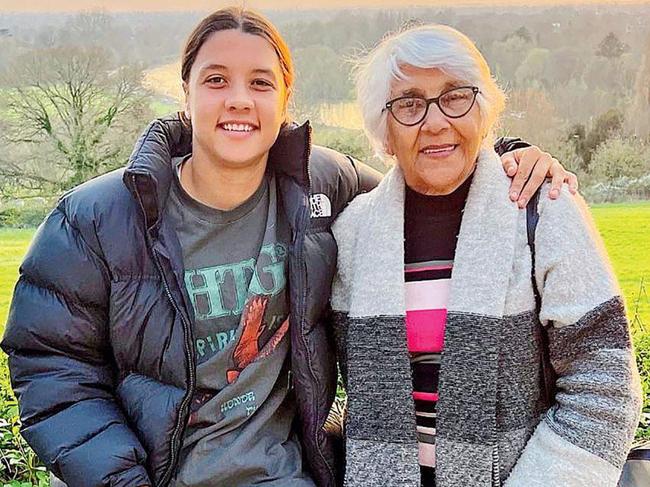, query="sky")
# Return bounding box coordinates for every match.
[1,0,649,13]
